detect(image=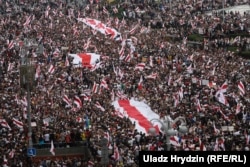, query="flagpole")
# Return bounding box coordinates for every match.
[20,42,35,166]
